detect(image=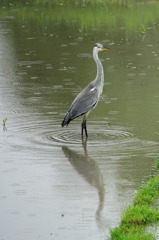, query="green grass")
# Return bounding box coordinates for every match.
[110,175,159,240]
[156,158,159,169]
